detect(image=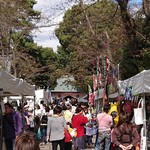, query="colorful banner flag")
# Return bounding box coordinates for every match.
[106,57,111,72]
[93,74,97,91]
[46,87,52,104]
[88,84,94,104]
